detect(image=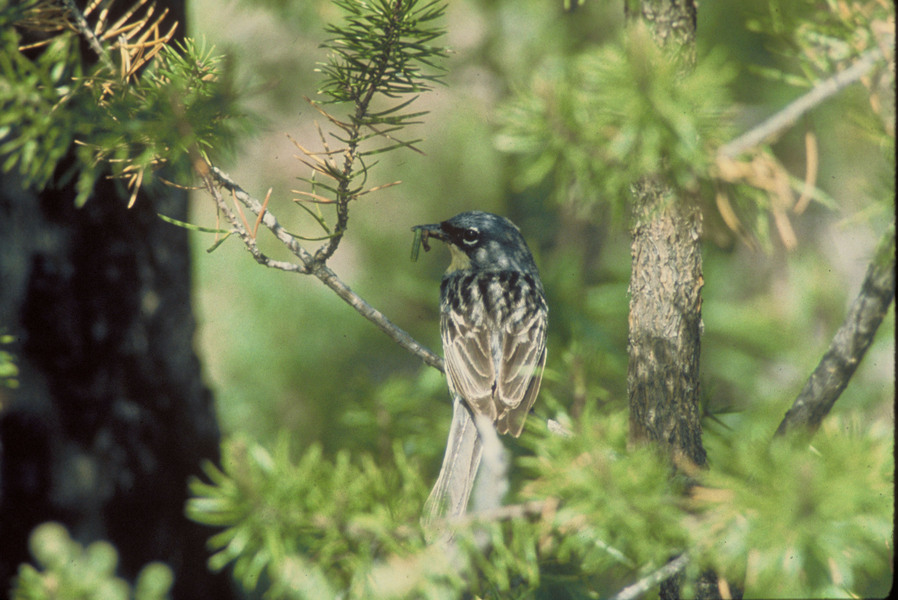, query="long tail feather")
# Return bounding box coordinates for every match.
[422,397,482,538]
